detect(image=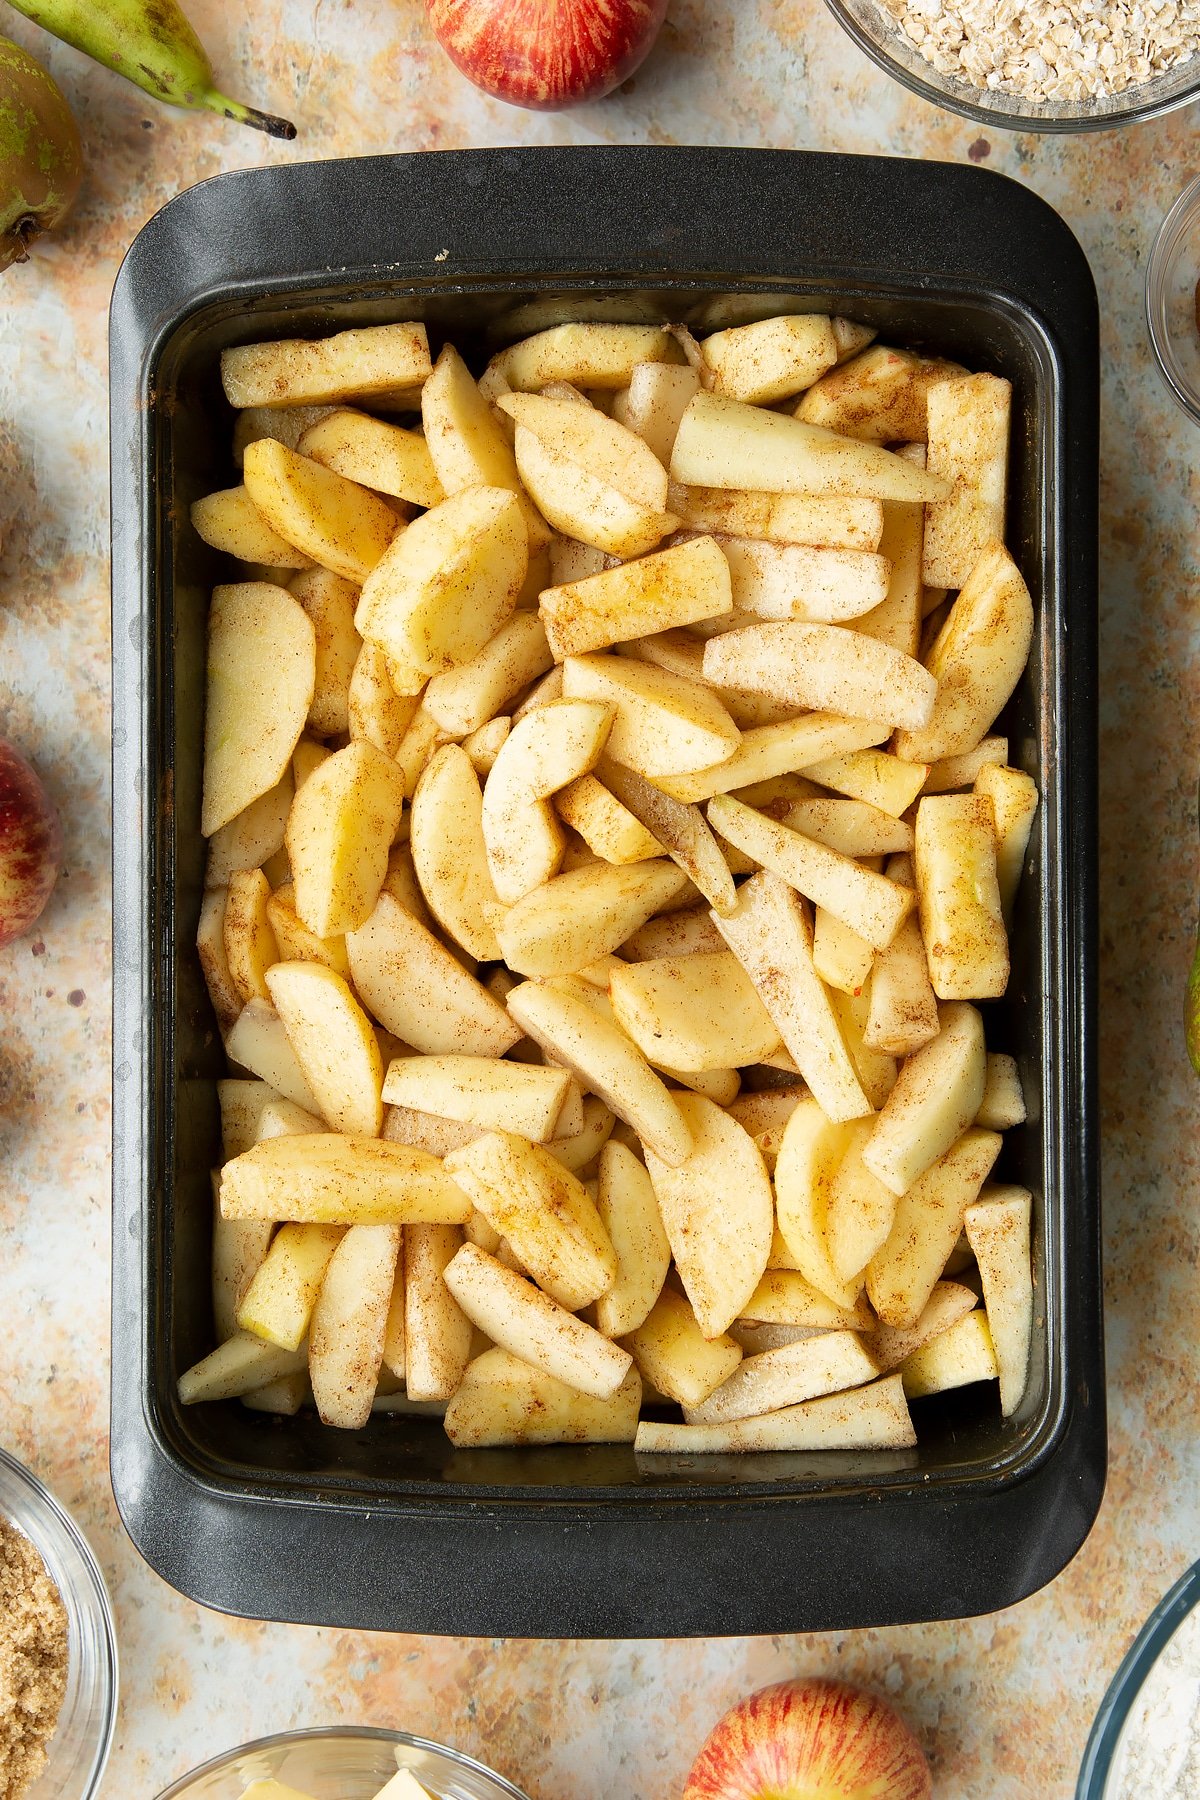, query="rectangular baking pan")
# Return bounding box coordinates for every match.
[110,146,1103,1637]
